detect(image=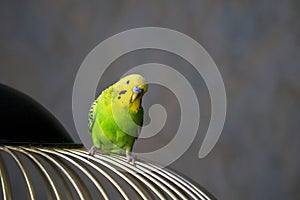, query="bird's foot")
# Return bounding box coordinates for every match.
[126,152,136,165]
[88,146,101,156]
